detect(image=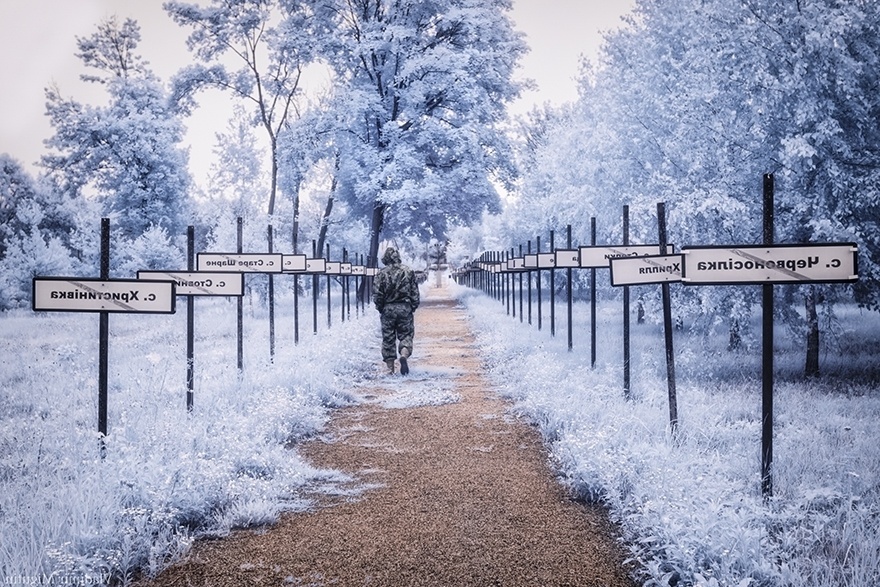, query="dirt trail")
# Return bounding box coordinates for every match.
[140,285,637,587]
